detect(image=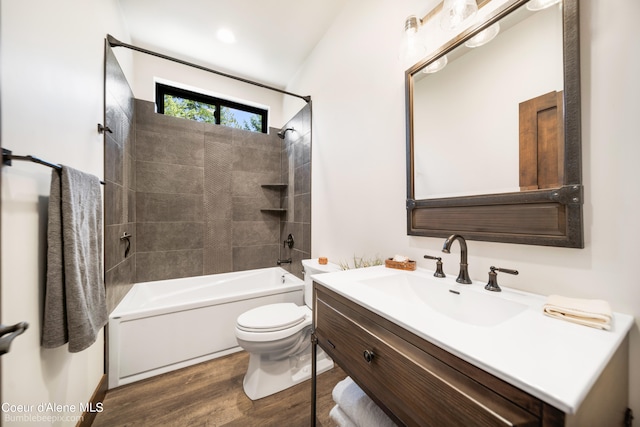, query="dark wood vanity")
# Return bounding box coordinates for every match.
[311,282,629,426]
